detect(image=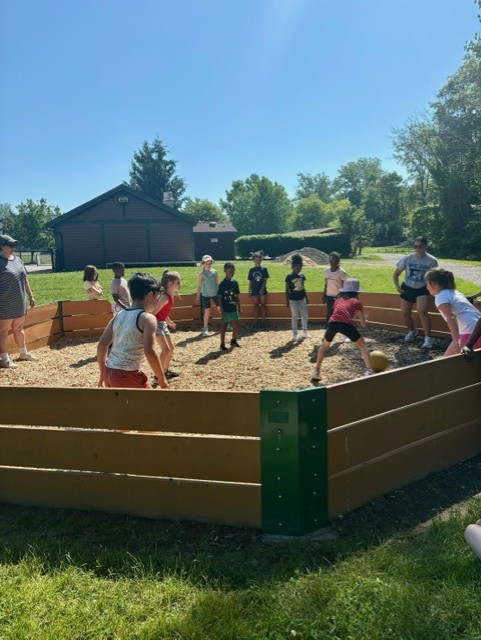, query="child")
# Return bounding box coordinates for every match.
[285,254,310,343]
[248,251,269,329]
[110,261,132,316]
[218,262,241,350]
[83,265,103,300]
[153,270,181,379]
[323,252,347,323]
[310,278,373,381]
[425,268,481,357]
[195,255,220,336]
[97,272,168,389]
